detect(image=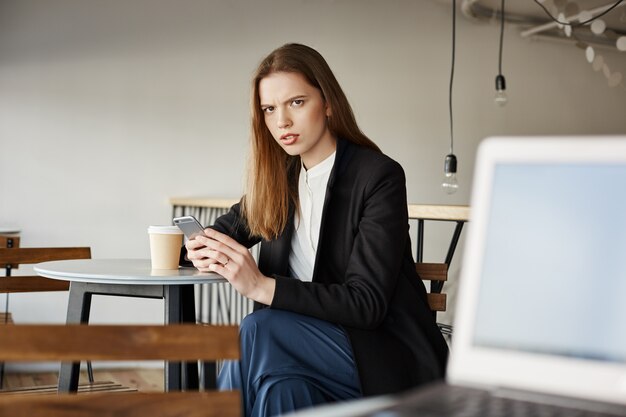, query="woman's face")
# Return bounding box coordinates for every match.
[259,71,336,169]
